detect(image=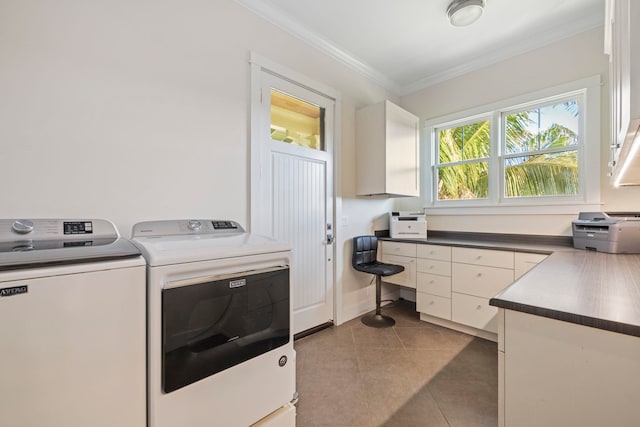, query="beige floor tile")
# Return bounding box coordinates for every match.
[295,299,498,427]
[352,326,404,349]
[394,324,474,351]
